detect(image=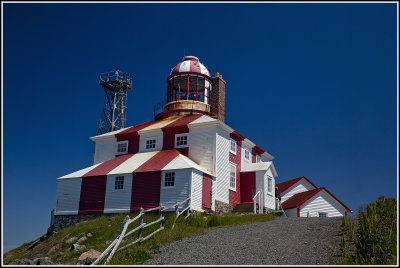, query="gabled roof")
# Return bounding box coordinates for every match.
[89,114,274,160]
[59,149,212,179]
[281,187,351,212]
[276,176,318,194]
